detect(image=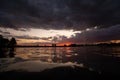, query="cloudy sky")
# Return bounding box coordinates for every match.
[0,0,120,45]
